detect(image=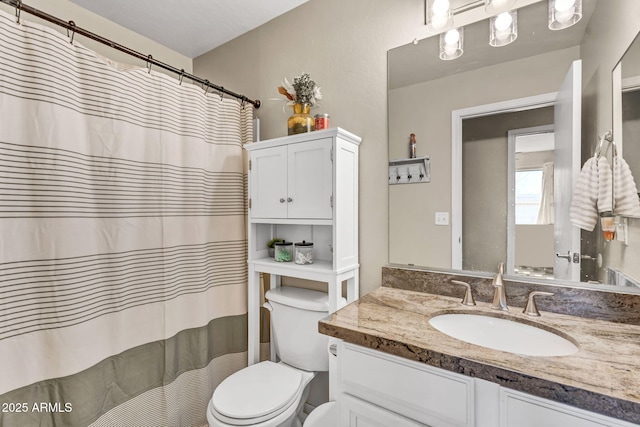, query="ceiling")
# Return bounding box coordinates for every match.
[68,0,309,59]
